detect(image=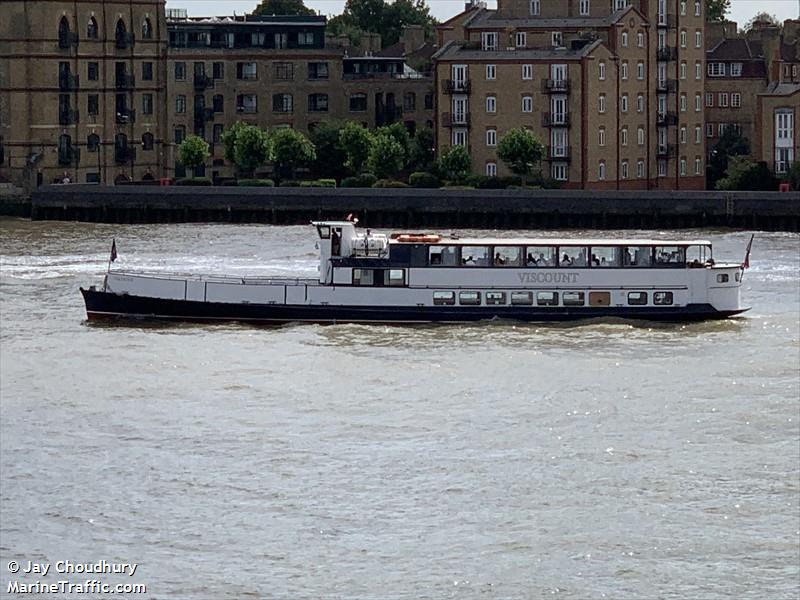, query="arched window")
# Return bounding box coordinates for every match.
[87,133,100,152]
[115,19,130,48]
[142,132,154,150]
[142,18,152,40]
[58,17,72,48]
[87,17,98,39]
[58,134,72,164]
